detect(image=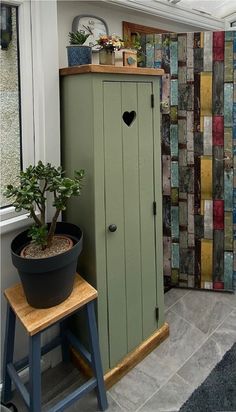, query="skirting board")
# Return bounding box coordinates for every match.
[71,322,169,389]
